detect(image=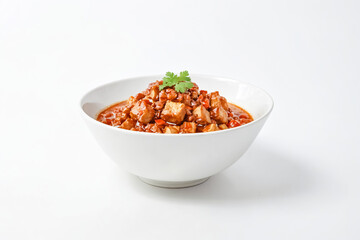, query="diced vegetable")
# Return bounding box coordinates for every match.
[96,71,253,133]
